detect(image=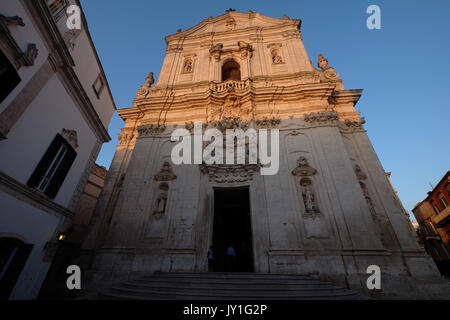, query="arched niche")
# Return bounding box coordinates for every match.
[221,59,241,81]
